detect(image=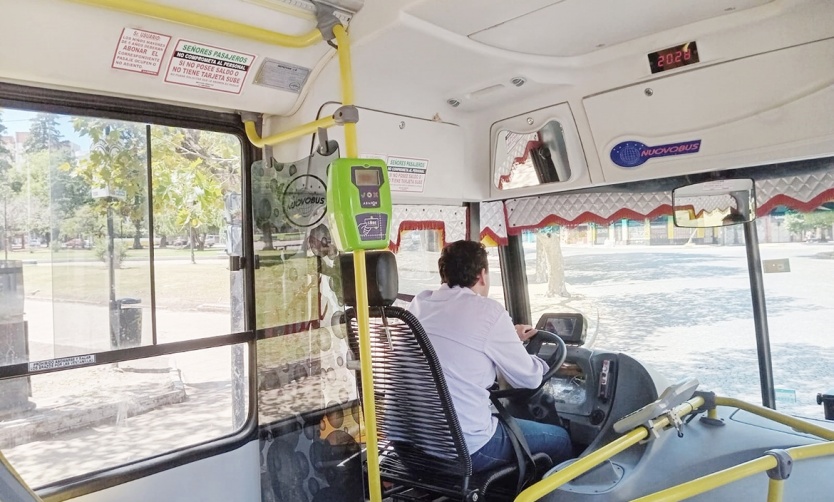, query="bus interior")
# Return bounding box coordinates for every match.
[1,0,834,501]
